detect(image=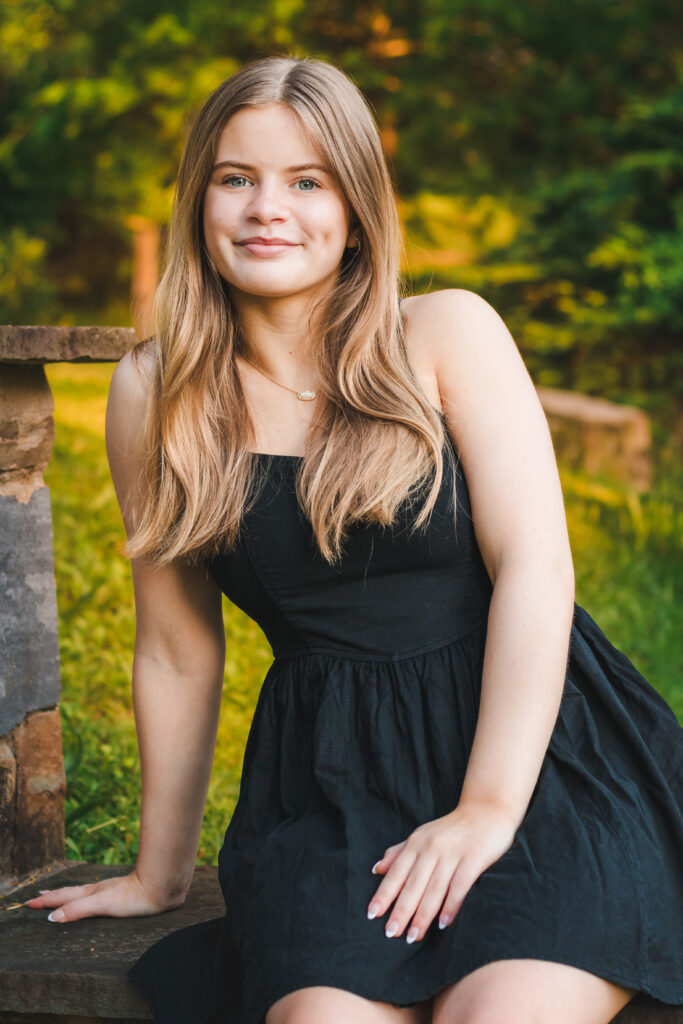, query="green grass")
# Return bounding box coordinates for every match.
[43,363,682,866]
